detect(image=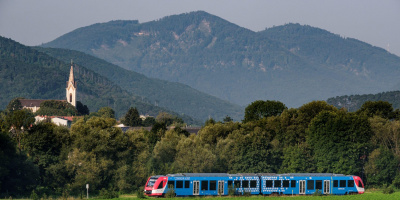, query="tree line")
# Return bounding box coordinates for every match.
[1,99,400,198]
